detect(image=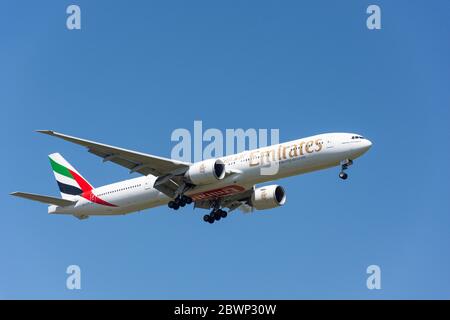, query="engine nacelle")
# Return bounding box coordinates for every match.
[250,185,286,210]
[184,159,226,185]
